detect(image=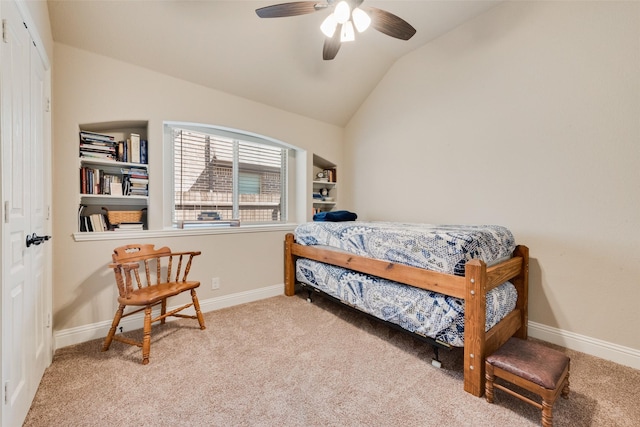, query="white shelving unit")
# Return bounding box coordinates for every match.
[312,154,337,215]
[78,121,149,232]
